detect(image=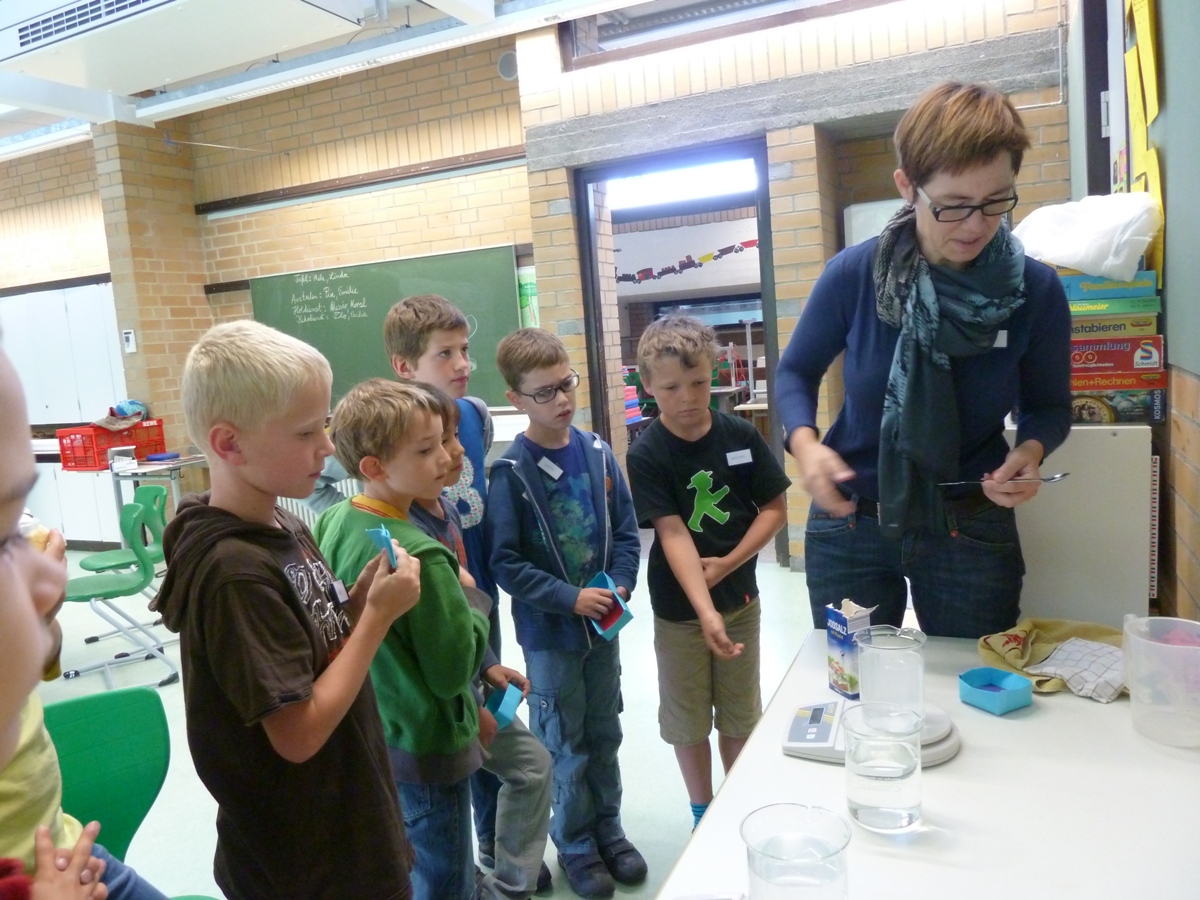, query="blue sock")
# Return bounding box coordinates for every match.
[690,801,710,829]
